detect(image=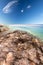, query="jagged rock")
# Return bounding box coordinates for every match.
[14,58,30,65]
[0,25,9,32]
[0,30,43,65]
